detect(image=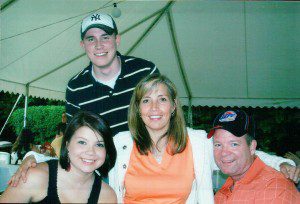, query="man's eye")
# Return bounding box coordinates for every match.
[214,143,221,148]
[231,143,239,147]
[86,37,94,42]
[101,35,110,41]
